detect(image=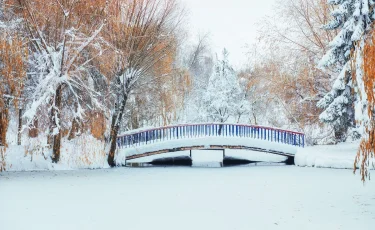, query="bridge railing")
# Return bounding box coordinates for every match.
[117,123,305,149]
